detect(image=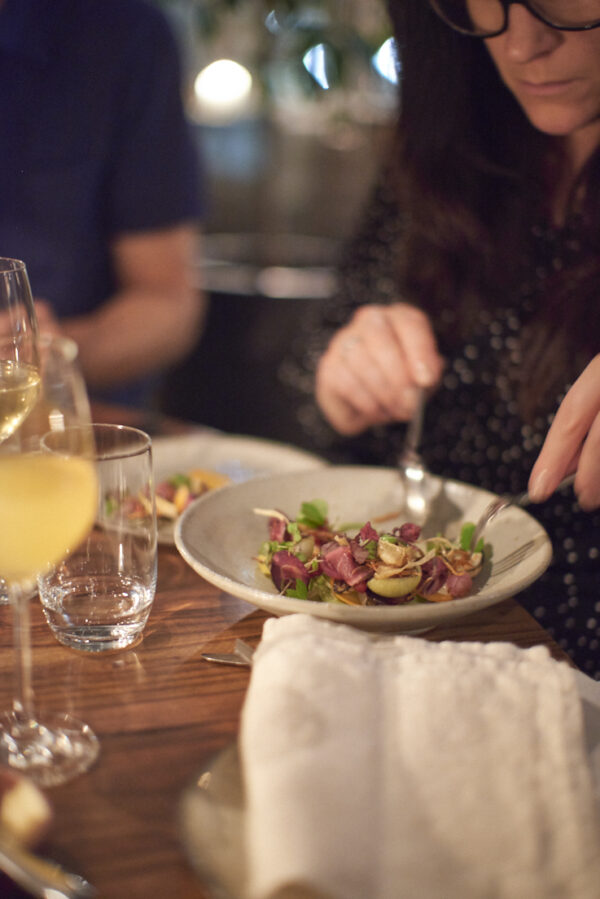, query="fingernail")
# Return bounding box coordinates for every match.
[414,360,435,387]
[577,485,599,512]
[402,385,420,410]
[529,469,549,502]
